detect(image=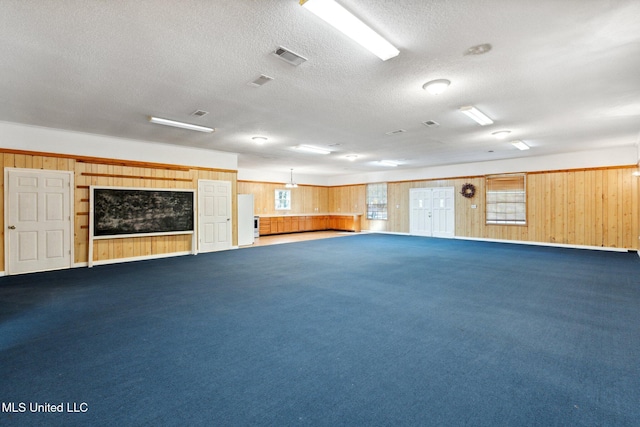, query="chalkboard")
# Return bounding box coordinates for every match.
[92,187,194,237]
